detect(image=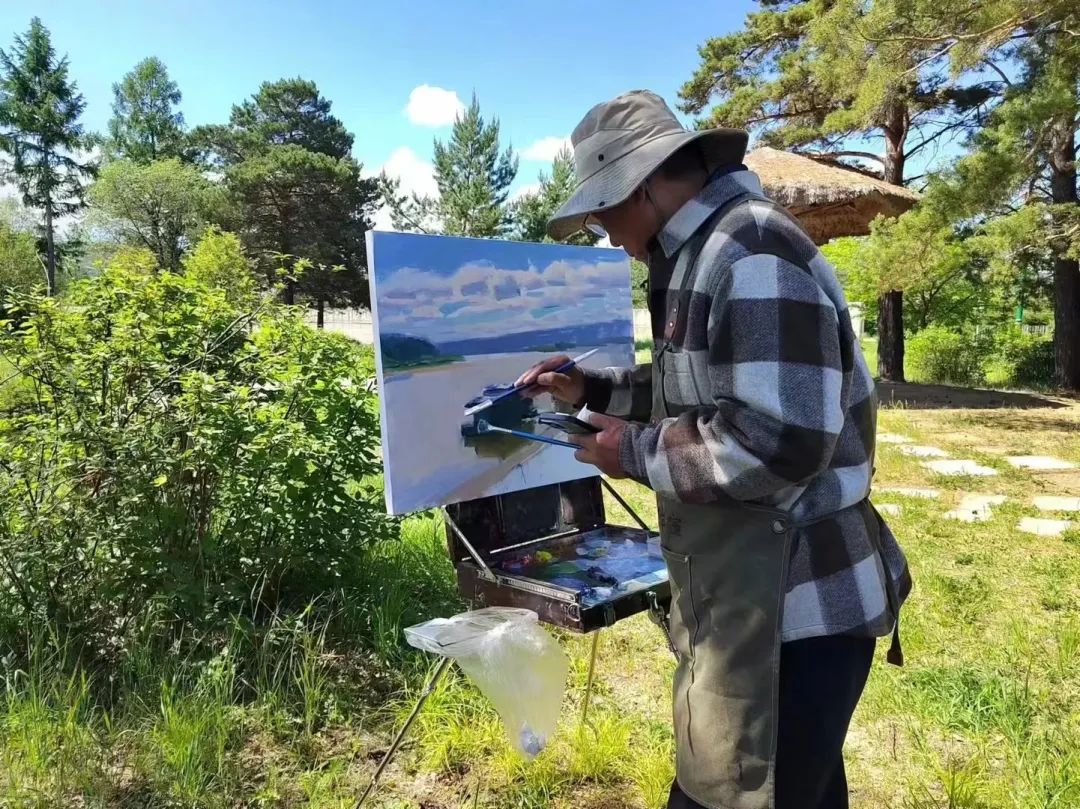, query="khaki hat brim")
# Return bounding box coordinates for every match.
[546,126,749,241]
